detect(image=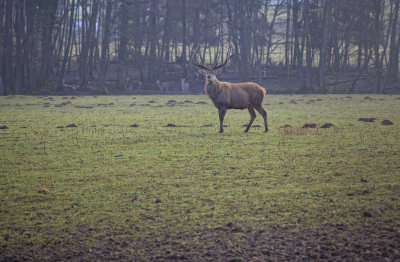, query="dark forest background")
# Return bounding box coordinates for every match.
[1,0,400,95]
